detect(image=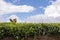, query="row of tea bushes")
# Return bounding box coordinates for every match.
[0,23,60,40]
